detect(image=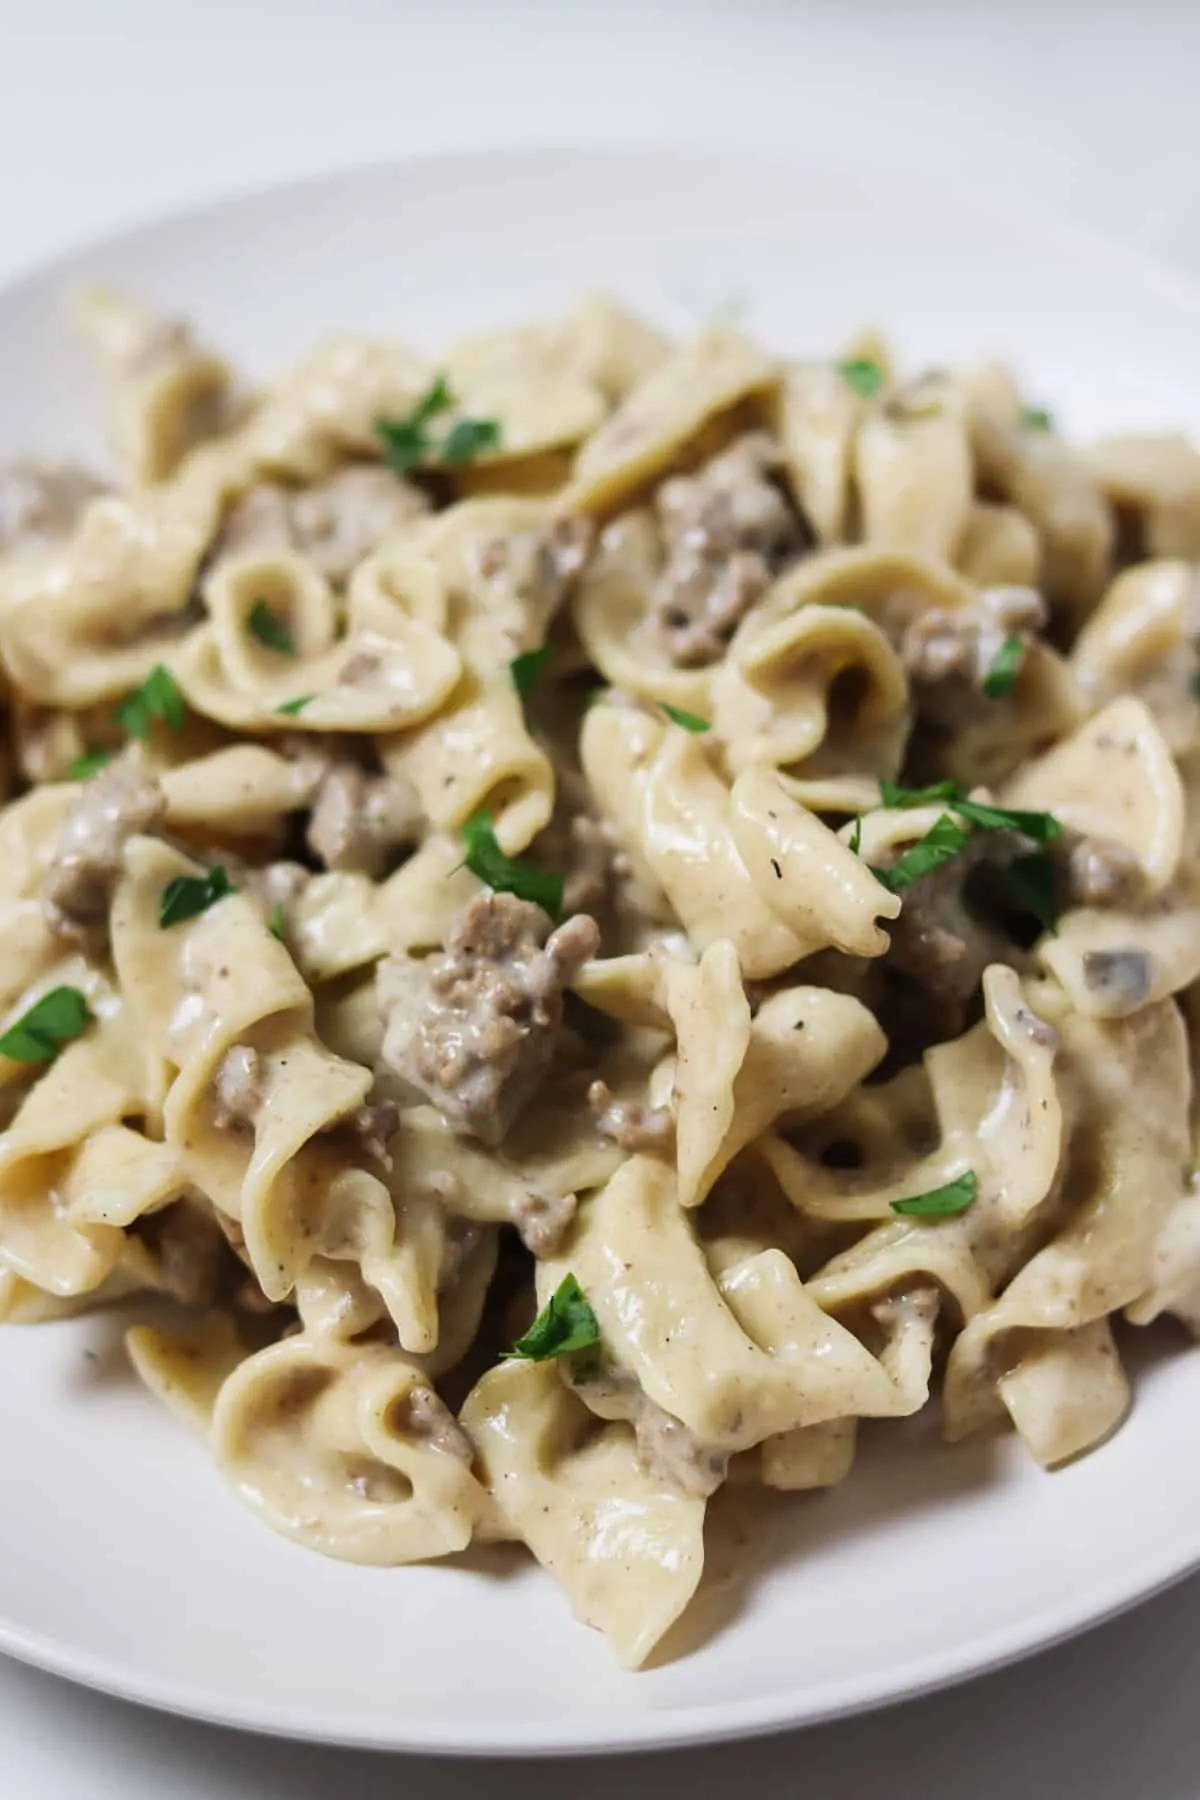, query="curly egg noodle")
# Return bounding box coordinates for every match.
[1,286,1200,1667]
